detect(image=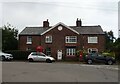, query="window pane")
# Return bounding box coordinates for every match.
[46,47,51,56]
[65,36,77,43]
[66,48,76,56]
[73,49,75,55]
[27,36,32,44]
[88,37,98,43]
[46,36,52,43]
